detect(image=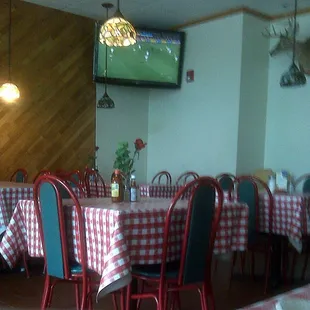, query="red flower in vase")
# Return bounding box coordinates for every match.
[134,138,147,151]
